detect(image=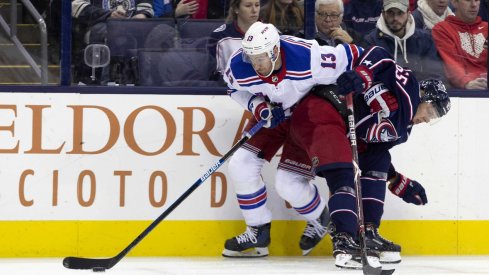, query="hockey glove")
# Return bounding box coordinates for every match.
[251,100,285,129]
[364,83,399,117]
[337,66,374,95]
[388,172,428,205]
